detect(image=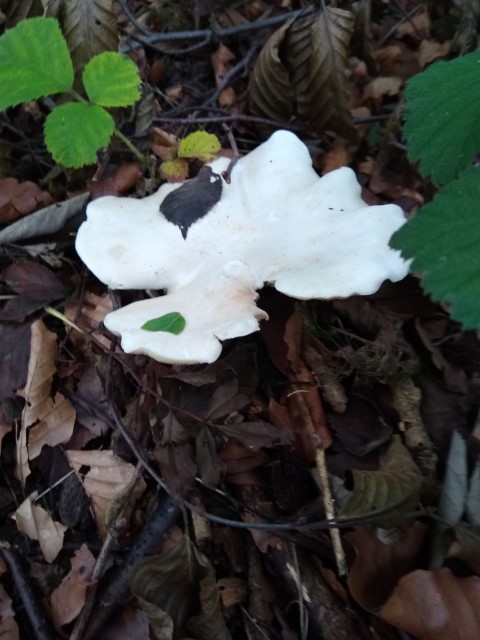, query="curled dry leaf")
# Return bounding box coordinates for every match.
[66,449,146,538]
[12,492,68,563]
[50,544,96,629]
[249,8,356,138]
